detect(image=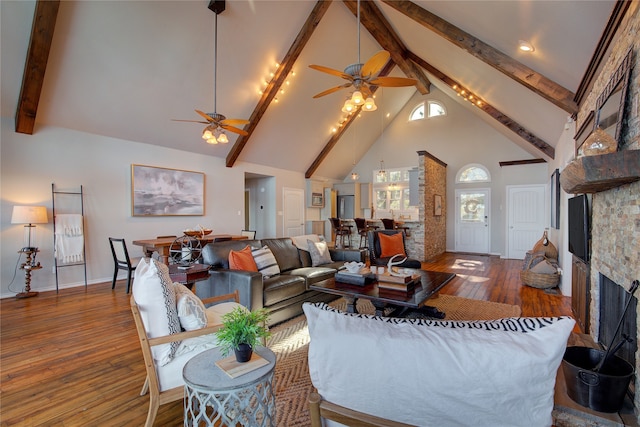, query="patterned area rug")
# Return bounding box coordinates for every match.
[268,295,520,426]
